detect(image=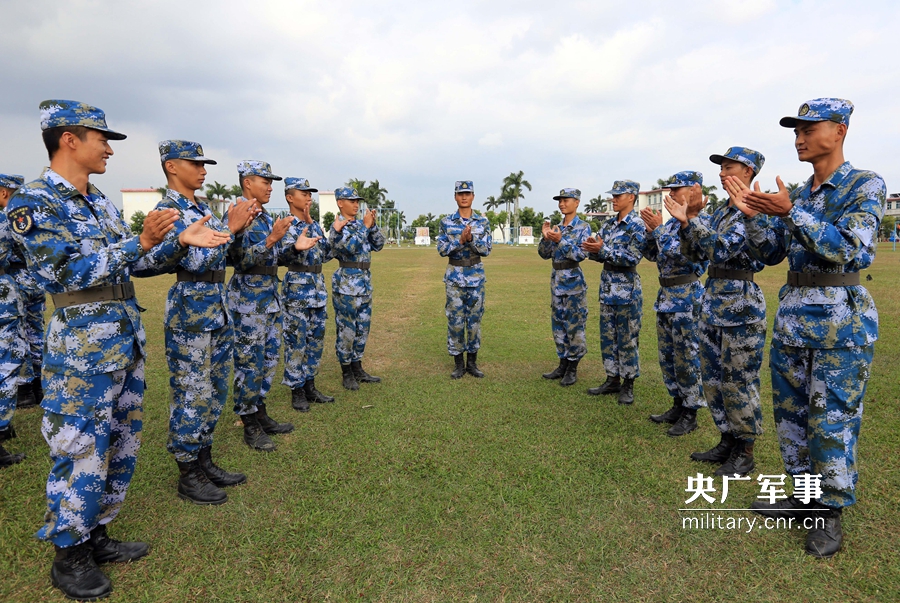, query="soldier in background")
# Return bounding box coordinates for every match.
[583,180,645,405]
[539,188,591,387]
[329,187,385,390]
[278,177,331,411]
[436,180,492,379]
